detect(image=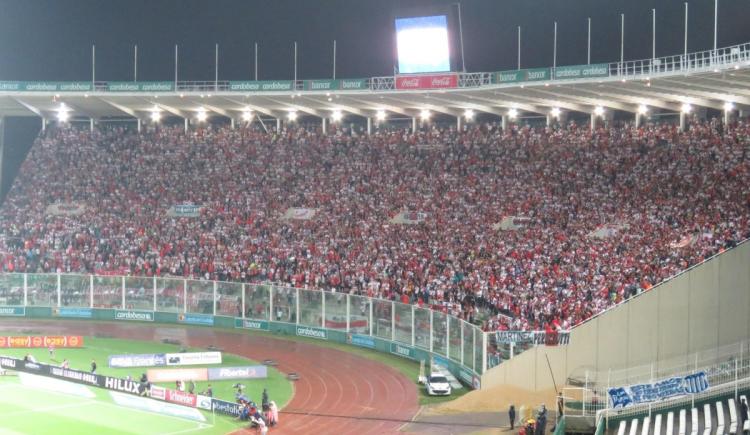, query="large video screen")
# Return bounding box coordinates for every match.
[395,15,450,74]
